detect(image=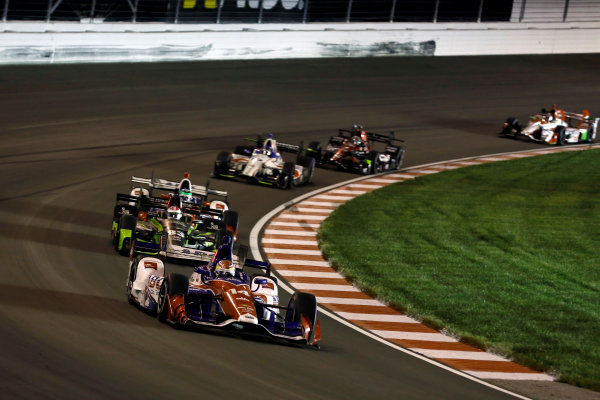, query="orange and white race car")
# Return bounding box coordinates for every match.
[501,106,598,145]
